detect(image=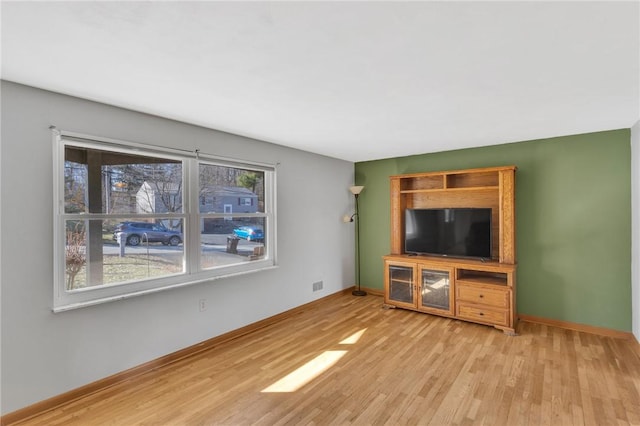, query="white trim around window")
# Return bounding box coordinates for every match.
[52,129,277,312]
